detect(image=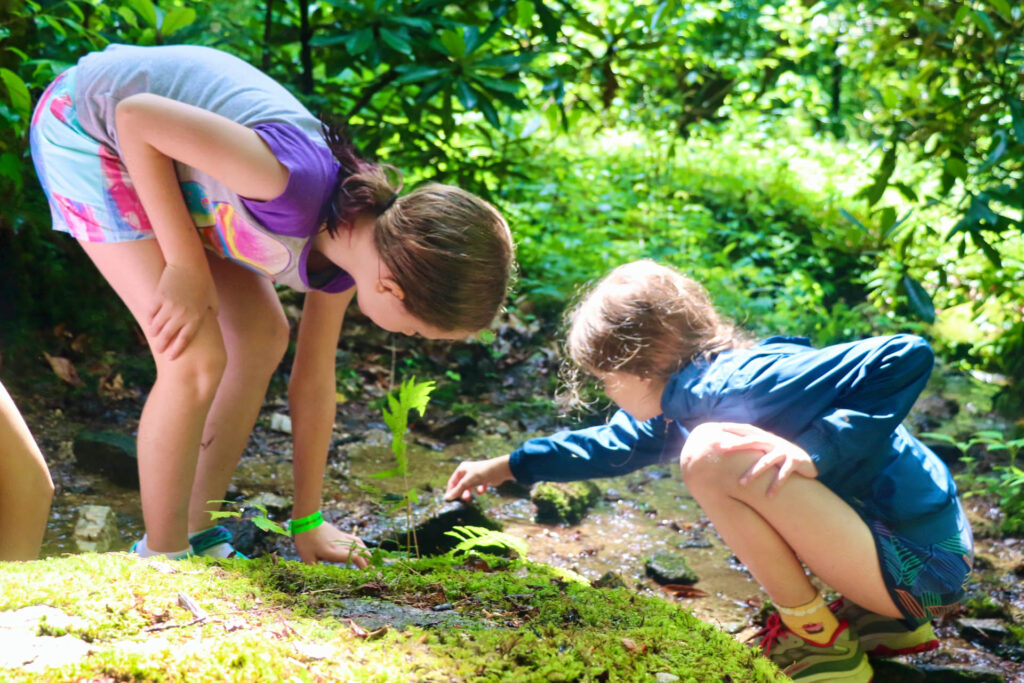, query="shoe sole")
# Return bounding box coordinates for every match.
[866,640,939,658]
